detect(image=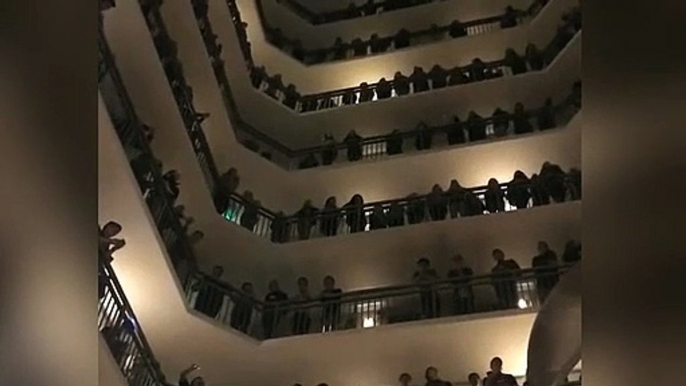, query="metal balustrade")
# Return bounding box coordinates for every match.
[99,258,169,386]
[193,0,581,170]
[186,265,574,340]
